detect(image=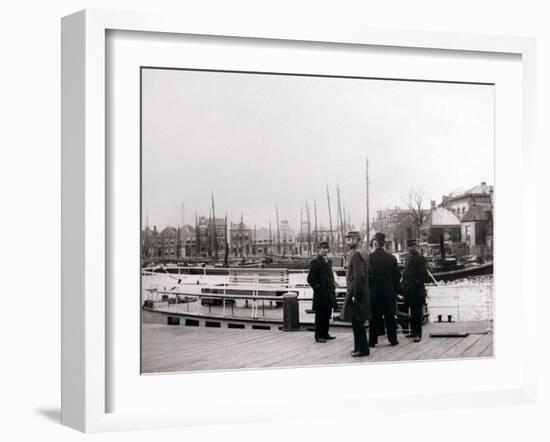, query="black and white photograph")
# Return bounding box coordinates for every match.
[140,67,494,373]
